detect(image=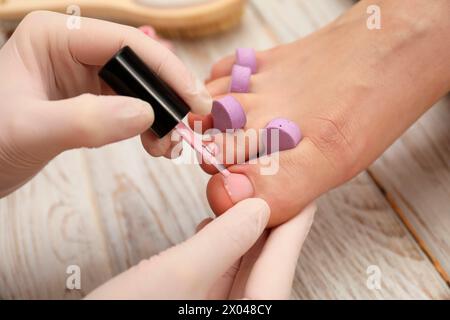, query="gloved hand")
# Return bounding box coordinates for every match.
[86,198,316,299]
[0,11,211,197]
